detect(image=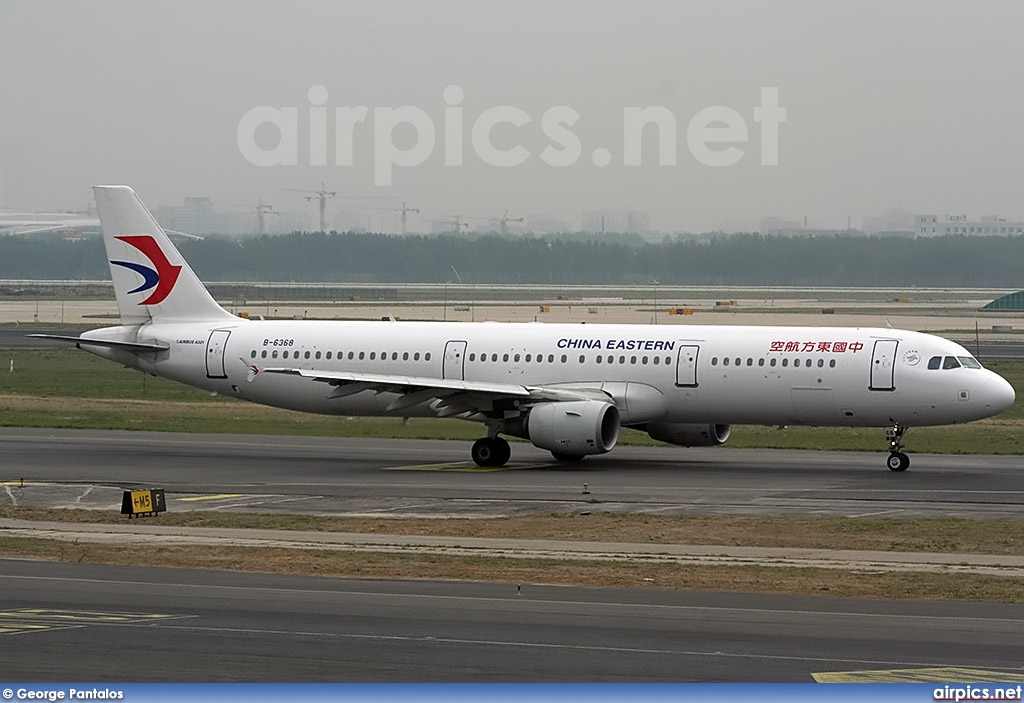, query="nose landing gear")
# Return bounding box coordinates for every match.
[885,423,910,471]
